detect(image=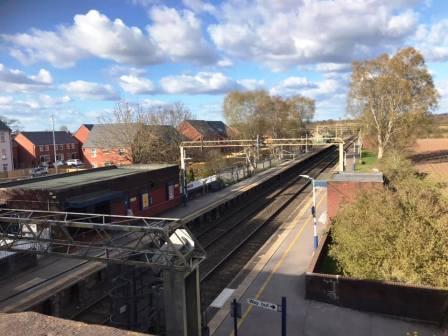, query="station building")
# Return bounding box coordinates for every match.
[0,164,181,217]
